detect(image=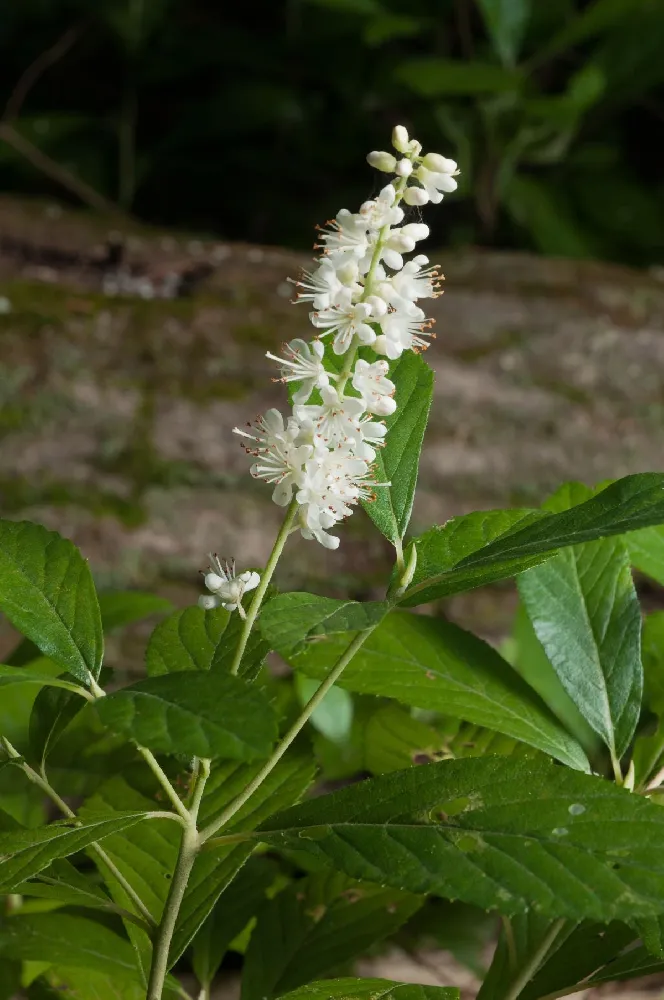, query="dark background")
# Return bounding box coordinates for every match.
[1,0,664,264]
